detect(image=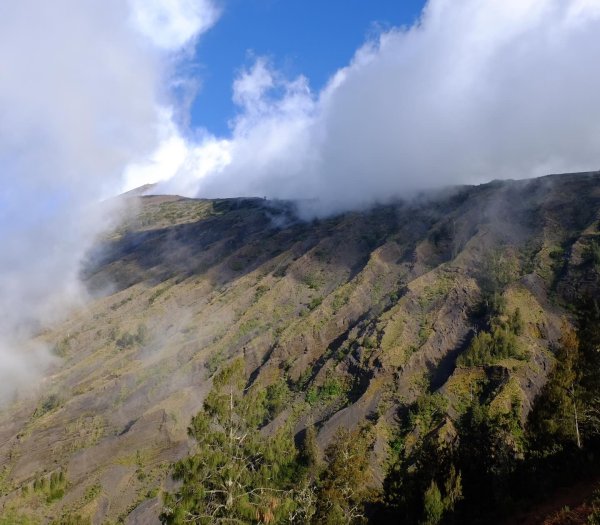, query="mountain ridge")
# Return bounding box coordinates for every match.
[1,171,600,523]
